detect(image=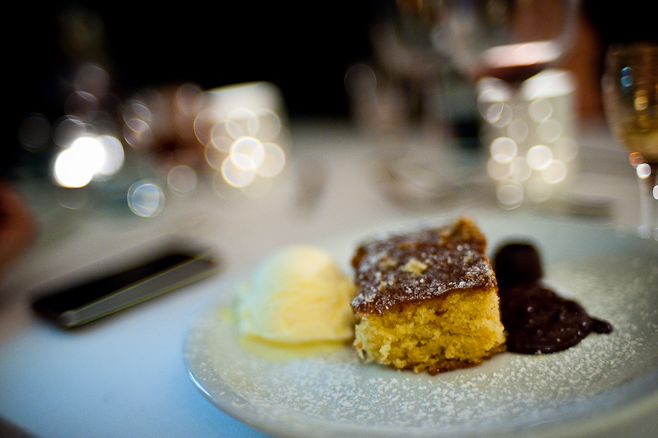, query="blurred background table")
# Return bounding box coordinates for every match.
[0,117,646,438]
